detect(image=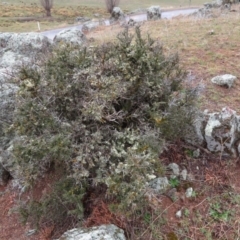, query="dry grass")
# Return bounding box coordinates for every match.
[0,0,207,33]
[0,3,108,32]
[2,0,208,9]
[88,7,240,112]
